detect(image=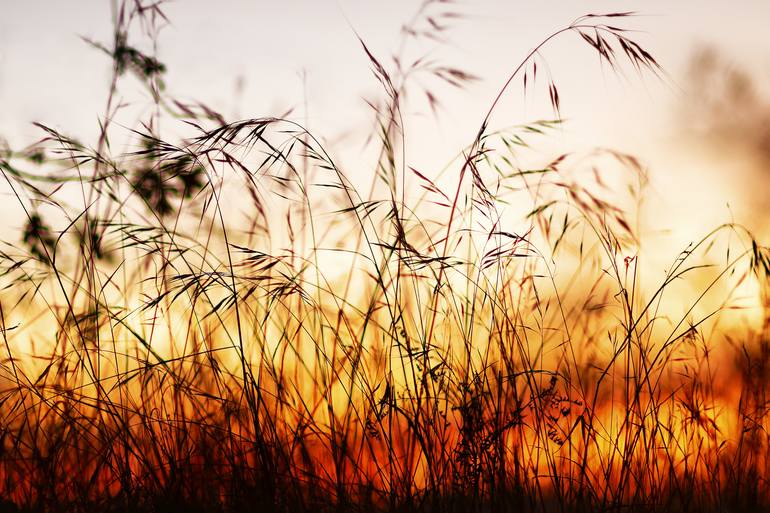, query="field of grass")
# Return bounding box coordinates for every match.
[1,2,769,512]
